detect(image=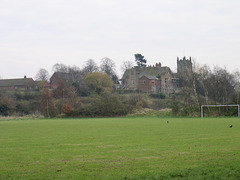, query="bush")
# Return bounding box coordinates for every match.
[14,92,38,101]
[168,96,181,116]
[180,106,199,116]
[150,99,168,110]
[117,89,138,94]
[0,96,15,116]
[69,95,133,117]
[72,82,89,97]
[149,93,166,99]
[15,100,41,115]
[62,101,73,115]
[203,106,238,117]
[0,104,10,116]
[128,94,148,108]
[15,103,29,115]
